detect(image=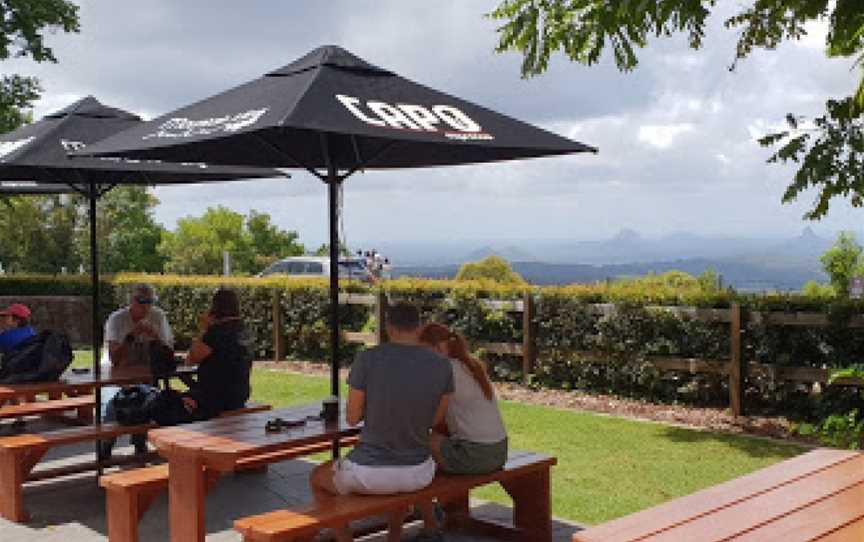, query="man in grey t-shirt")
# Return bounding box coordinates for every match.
[310,302,453,542]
